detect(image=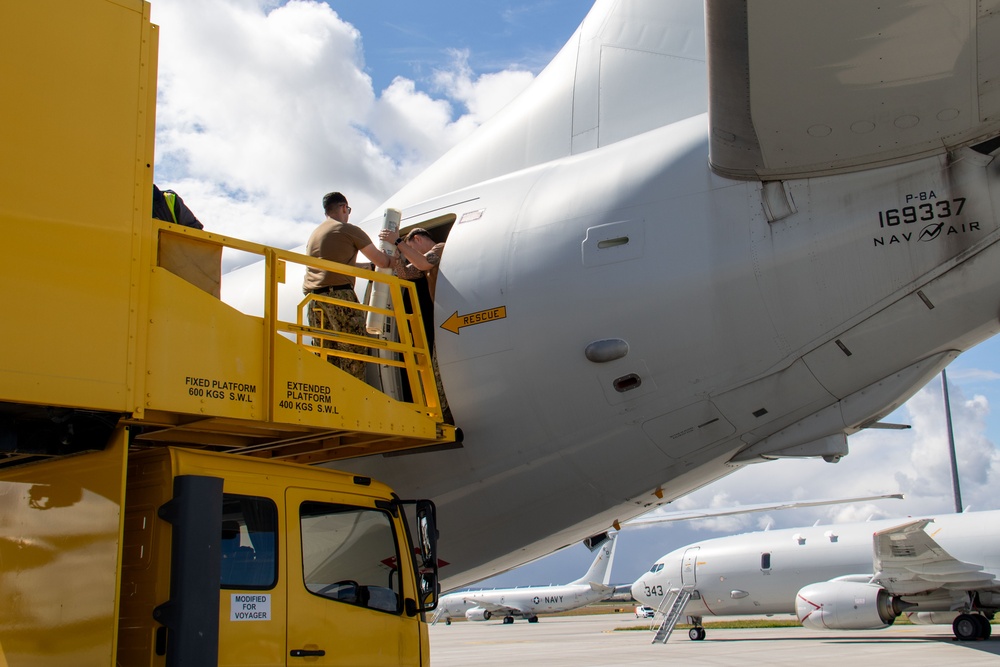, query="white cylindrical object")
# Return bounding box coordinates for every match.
[366,208,401,335]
